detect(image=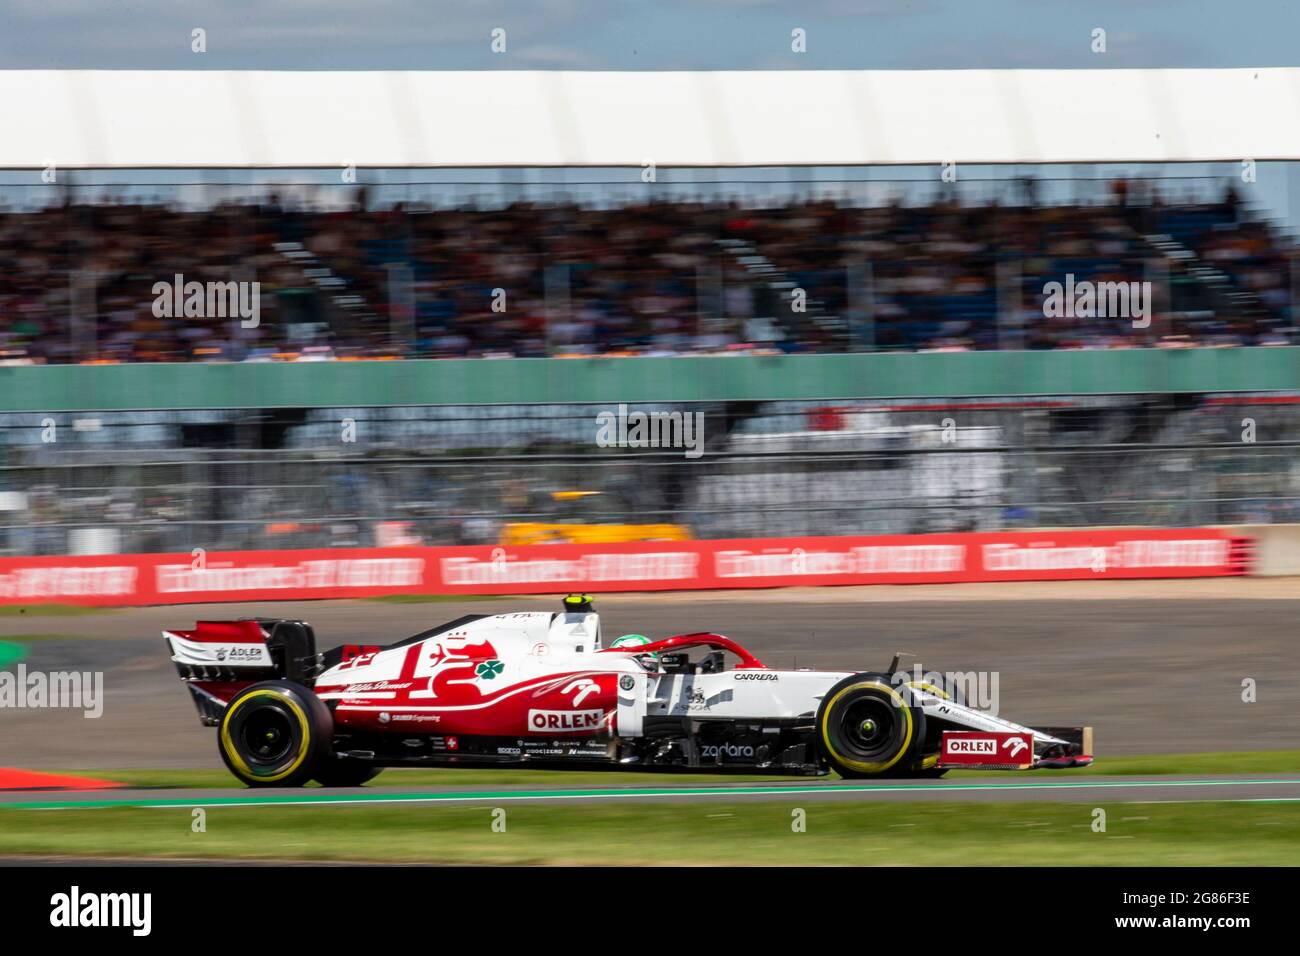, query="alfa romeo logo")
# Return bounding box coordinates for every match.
[619,675,635,691]
[475,660,505,680]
